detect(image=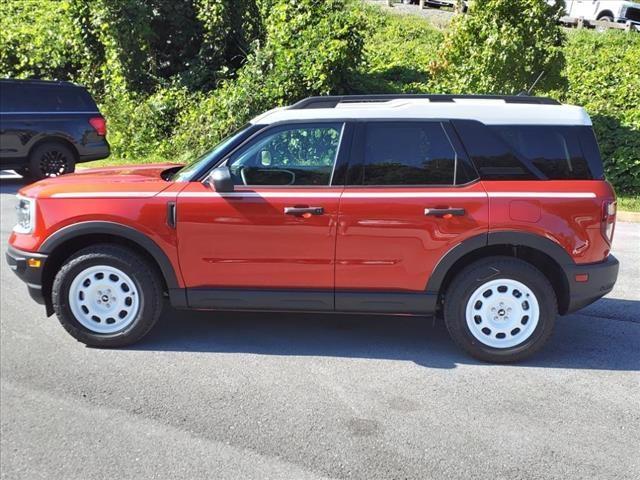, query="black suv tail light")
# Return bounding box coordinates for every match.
[89,116,107,136]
